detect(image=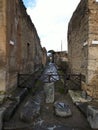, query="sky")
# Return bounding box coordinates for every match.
[23,0,80,51]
